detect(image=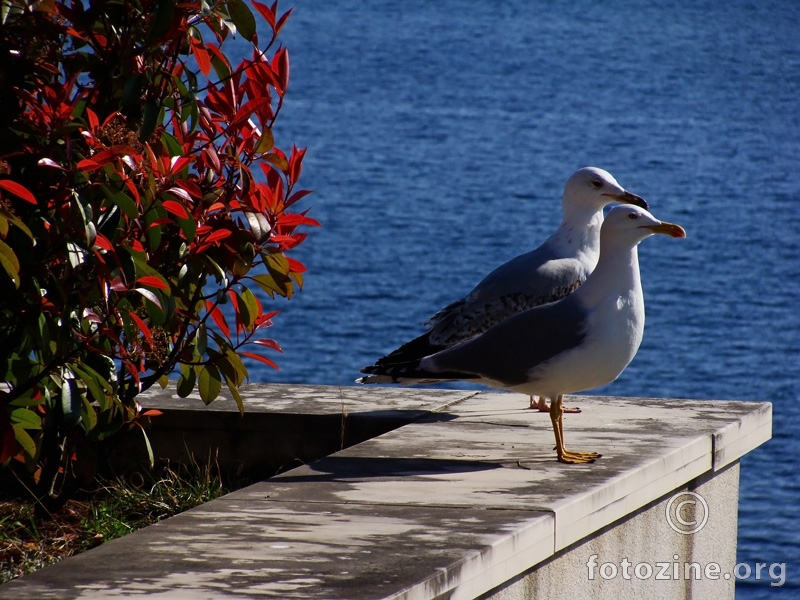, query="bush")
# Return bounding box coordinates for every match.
[0,0,316,503]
